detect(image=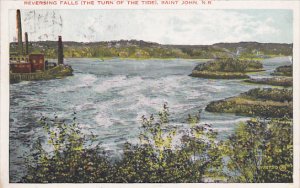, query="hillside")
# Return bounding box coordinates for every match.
[10,40,293,59]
